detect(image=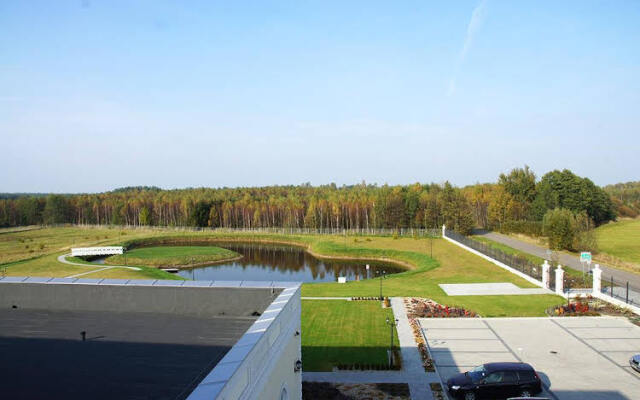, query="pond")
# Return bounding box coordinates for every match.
[173,242,404,283]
